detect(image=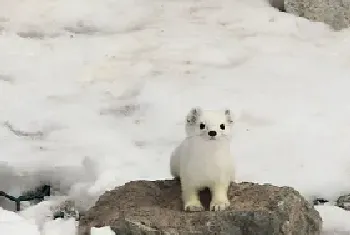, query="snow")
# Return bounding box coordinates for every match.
[316,205,350,234]
[1,0,350,234]
[91,226,115,235]
[0,207,40,234]
[42,218,77,235]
